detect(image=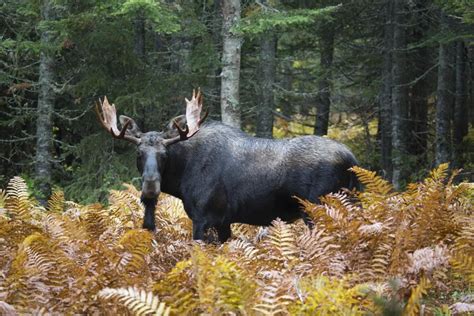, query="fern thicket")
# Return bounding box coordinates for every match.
[0,164,472,314]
